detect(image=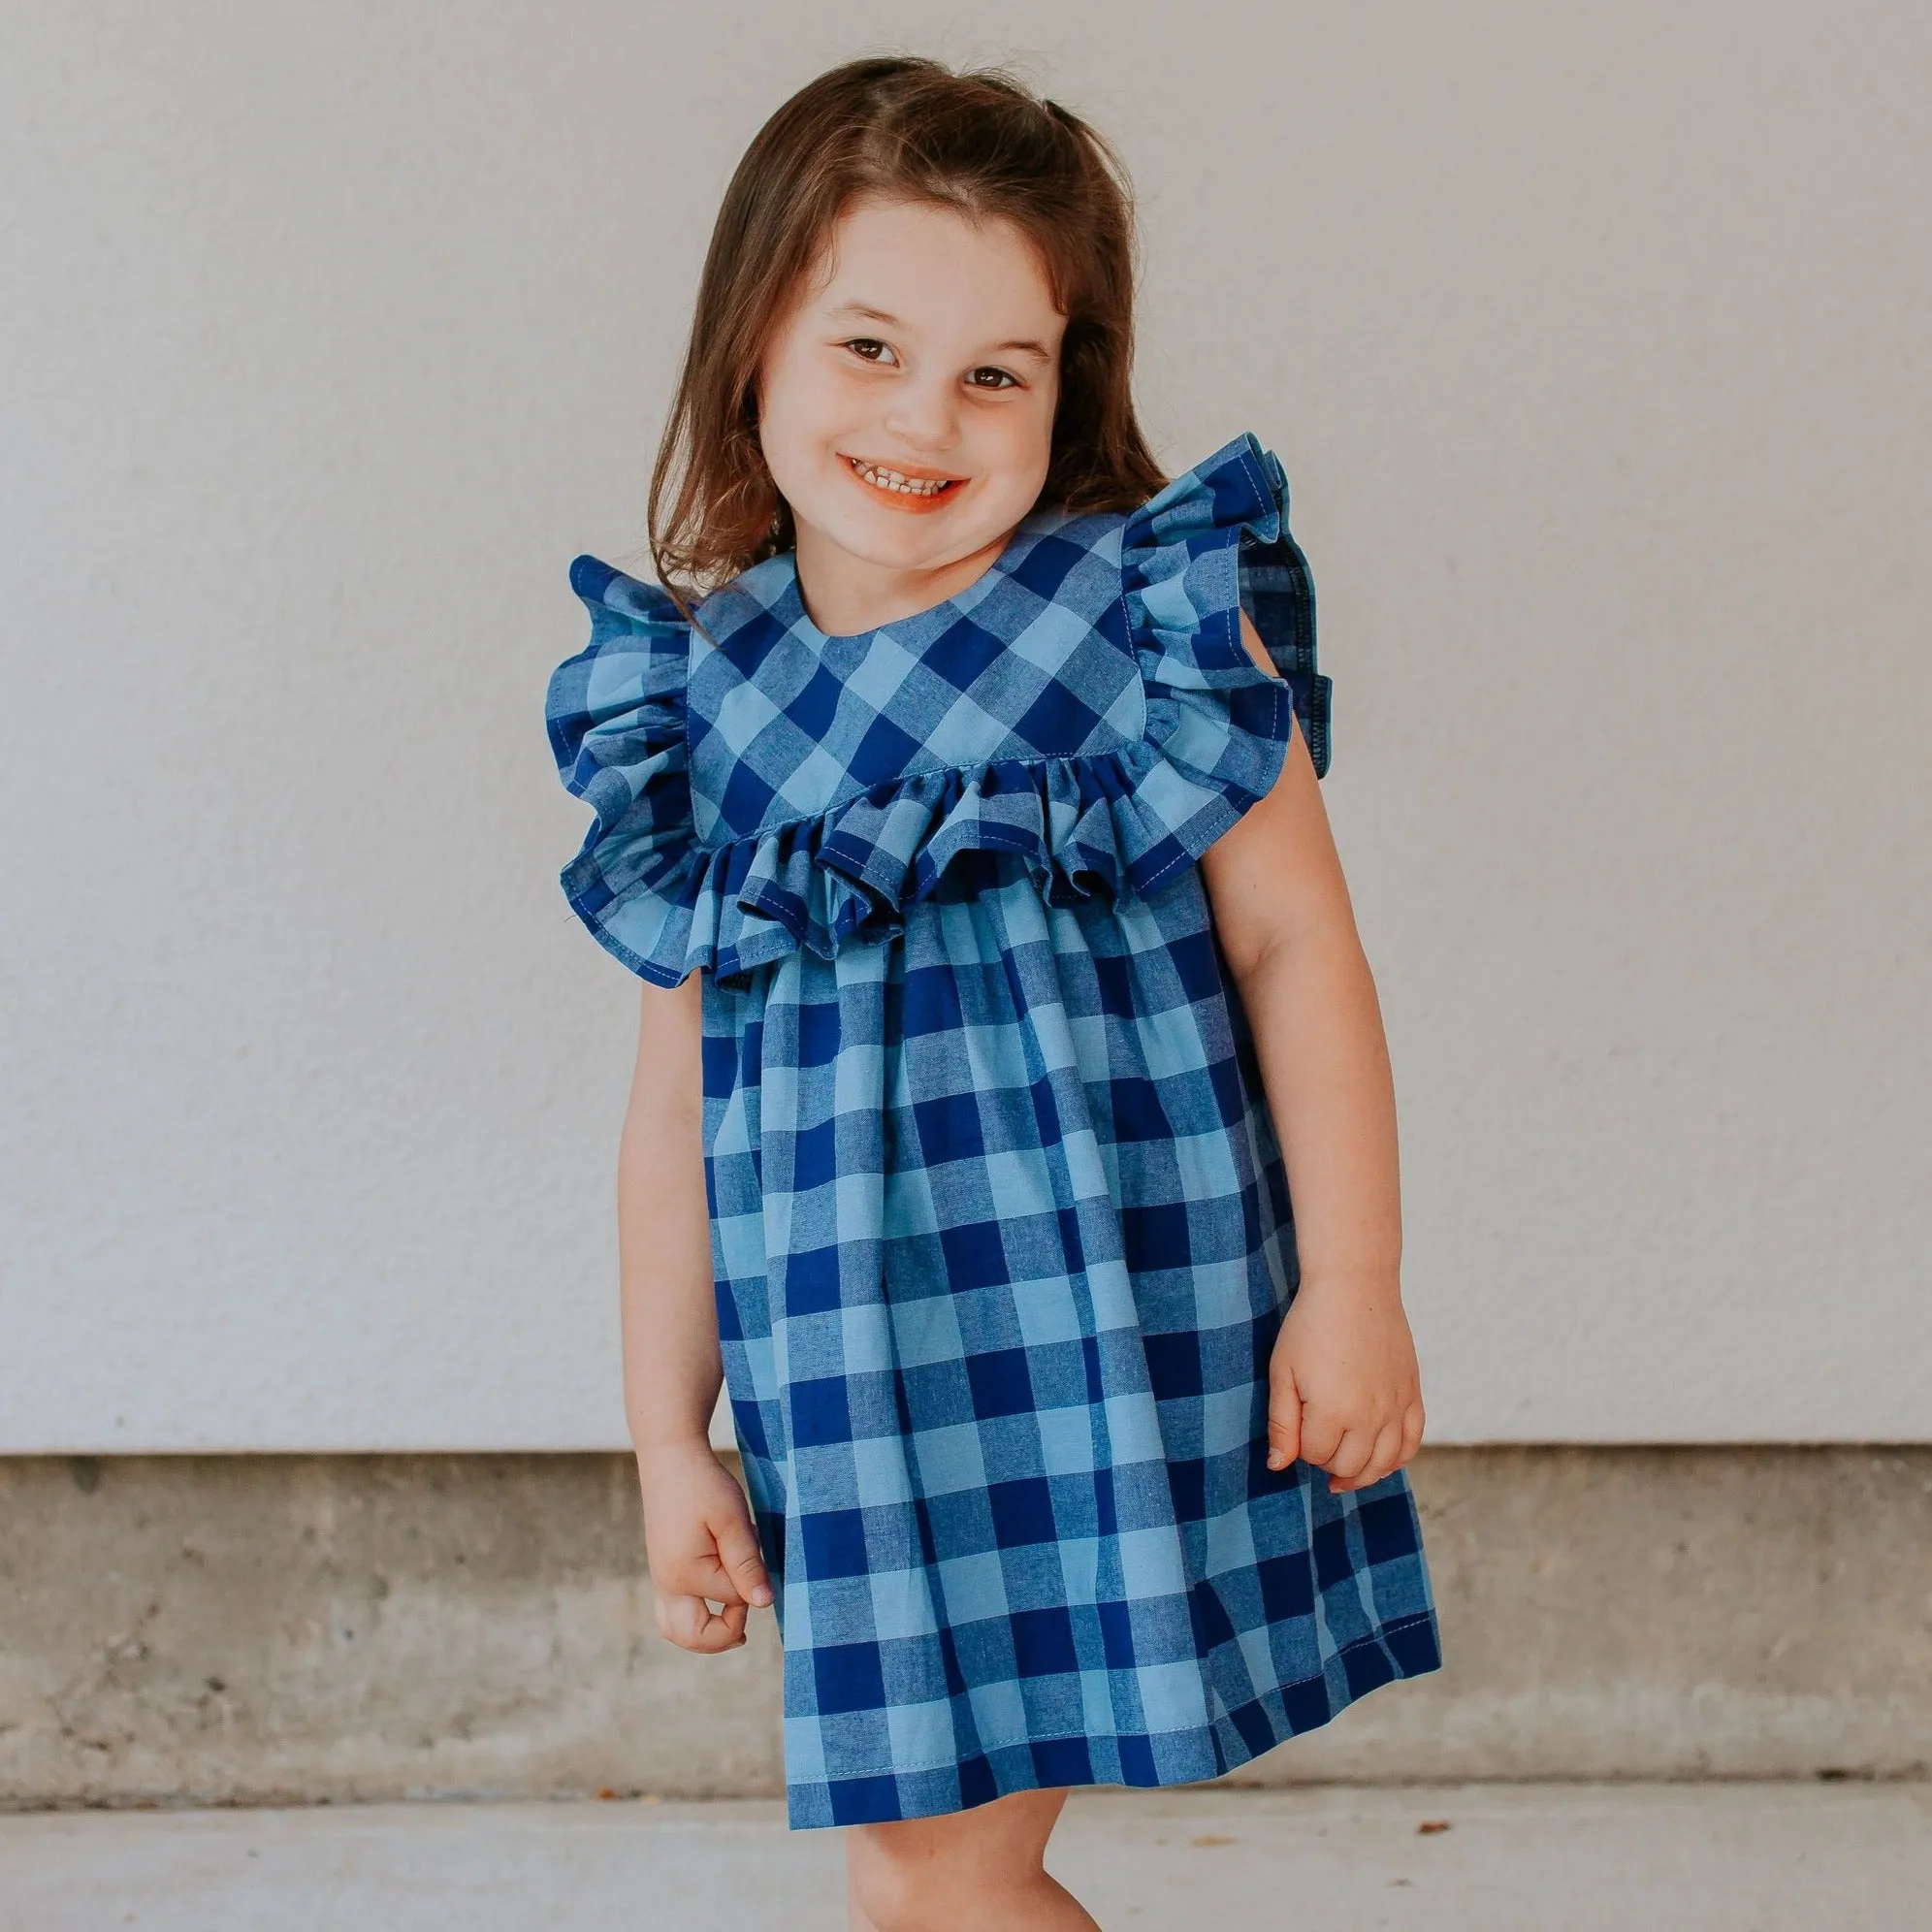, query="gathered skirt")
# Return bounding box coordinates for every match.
[701,854,1441,1829]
